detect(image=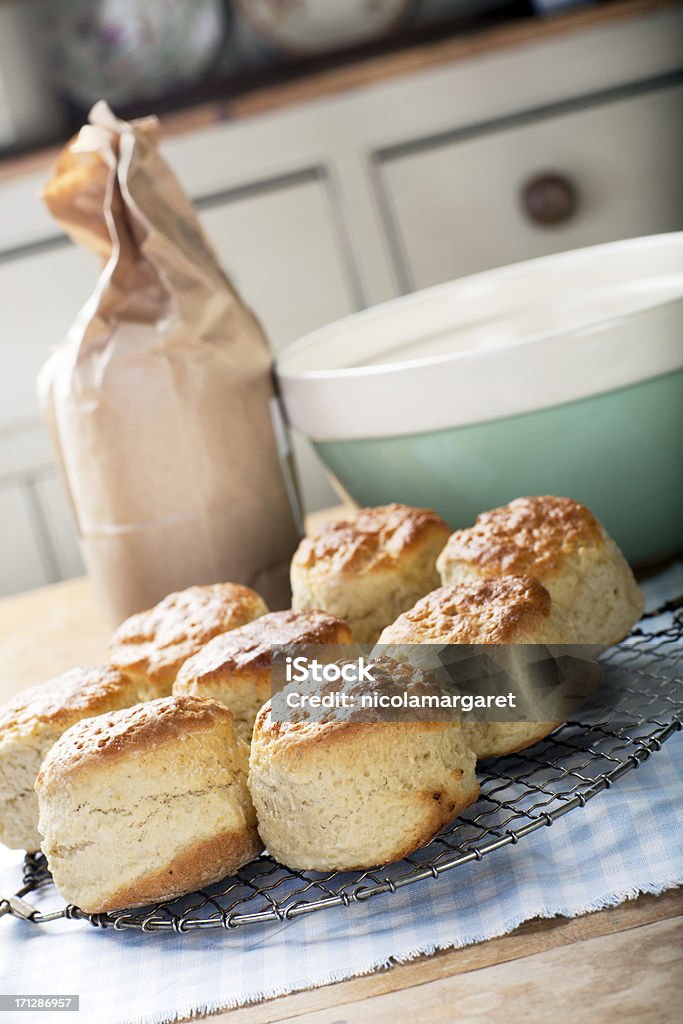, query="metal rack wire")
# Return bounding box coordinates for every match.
[3,598,681,933]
